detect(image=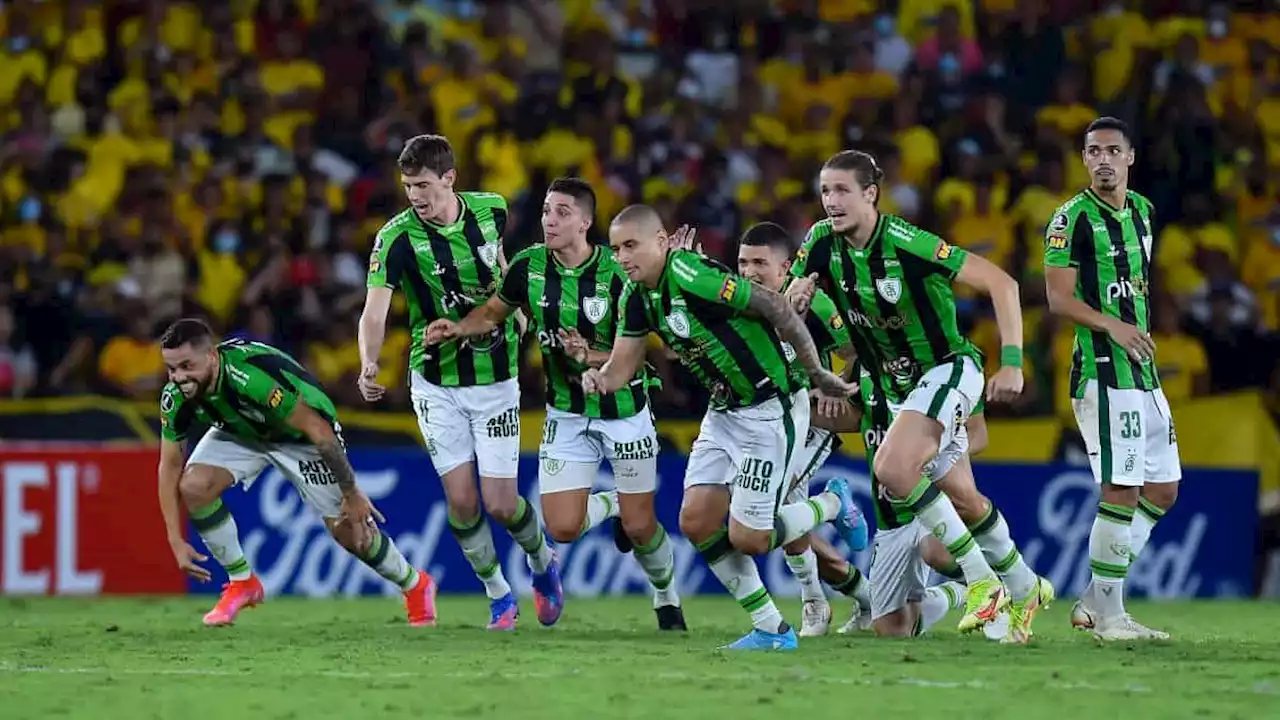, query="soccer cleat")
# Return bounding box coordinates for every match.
[531,552,565,627]
[1001,576,1056,644]
[1070,599,1097,630]
[720,626,799,651]
[799,599,832,637]
[487,592,519,631]
[957,576,1010,633]
[403,570,438,628]
[611,517,633,554]
[824,477,869,551]
[836,601,873,634]
[1092,614,1170,642]
[656,605,688,631]
[202,575,265,627]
